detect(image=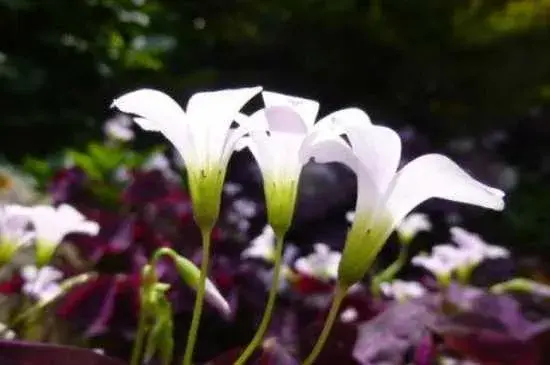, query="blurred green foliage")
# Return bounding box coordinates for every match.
[1,0,550,252]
